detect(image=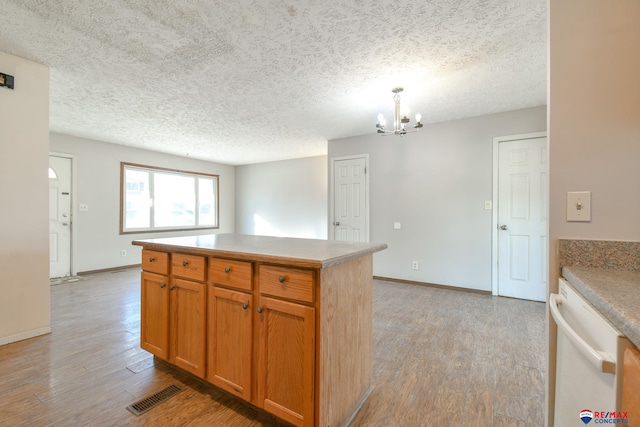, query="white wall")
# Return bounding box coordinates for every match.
[548,0,640,290]
[0,52,51,344]
[49,133,236,272]
[235,155,328,239]
[547,2,640,425]
[329,106,547,291]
